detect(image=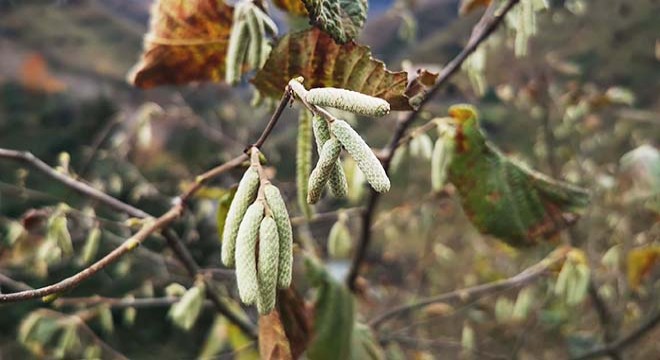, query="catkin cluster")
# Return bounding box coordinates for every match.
[221,166,293,314]
[225,1,278,85]
[288,79,391,205]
